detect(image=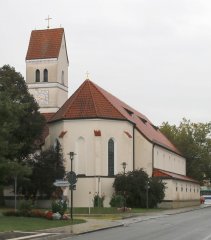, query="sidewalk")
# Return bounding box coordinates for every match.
[1,205,209,240]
